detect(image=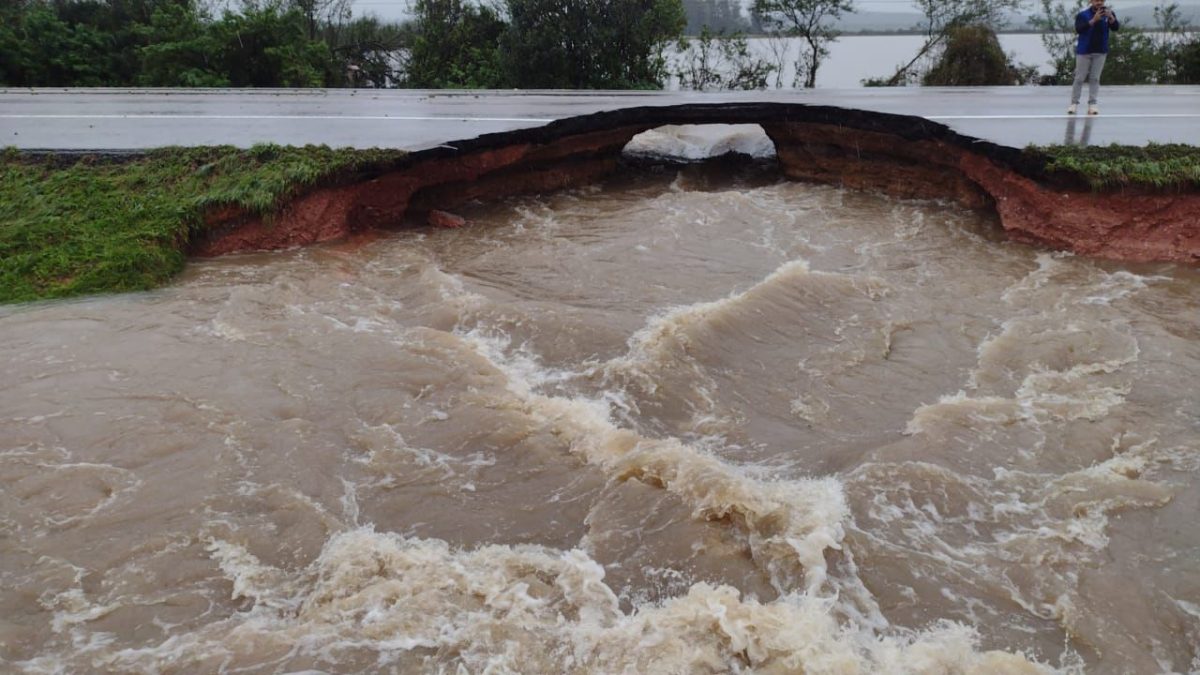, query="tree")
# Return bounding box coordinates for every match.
[1103,31,1173,83]
[878,0,1021,86]
[1148,3,1200,83]
[675,26,775,89]
[61,0,185,84]
[136,2,228,86]
[752,0,854,88]
[289,0,352,41]
[921,24,1020,85]
[323,16,407,87]
[0,0,336,88]
[209,6,330,87]
[0,2,112,86]
[405,0,508,88]
[503,0,686,89]
[1172,38,1200,83]
[1029,0,1076,84]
